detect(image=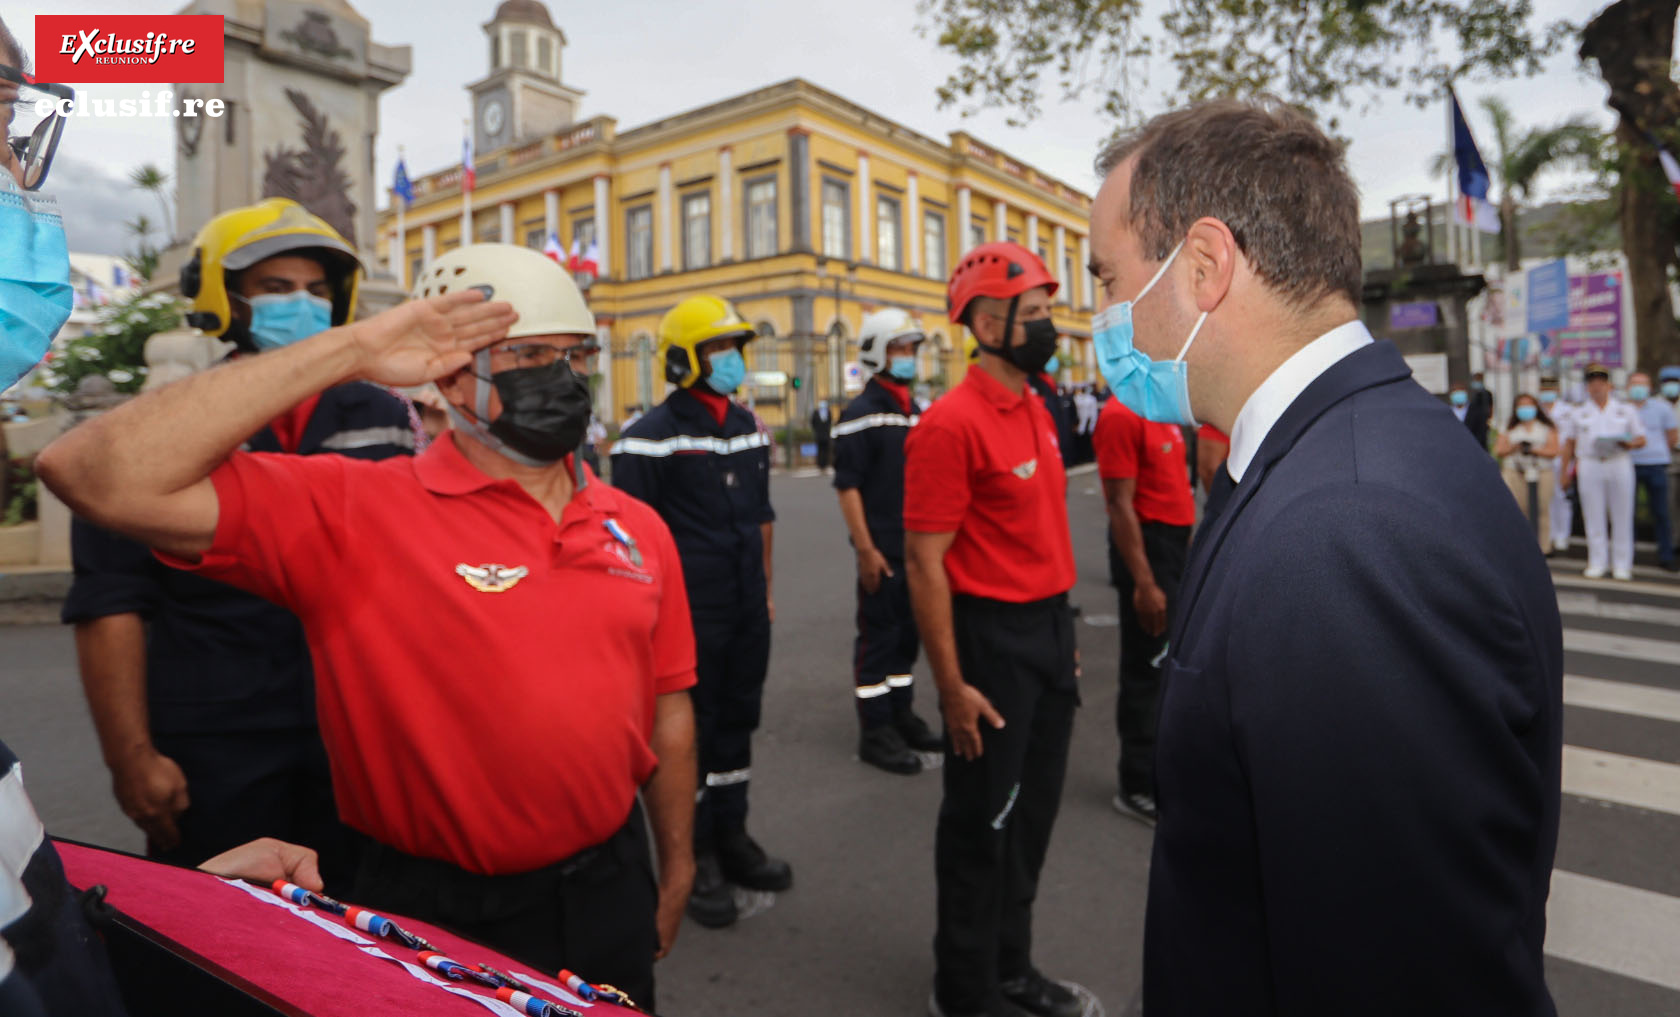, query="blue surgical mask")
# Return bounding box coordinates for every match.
[1043,354,1060,376]
[705,348,746,394]
[1628,384,1650,402]
[1515,405,1538,422]
[1539,392,1557,405]
[1449,390,1468,407]
[245,291,333,351]
[887,355,917,382]
[1470,379,1484,392]
[0,175,73,389]
[1662,381,1680,400]
[1092,238,1206,426]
